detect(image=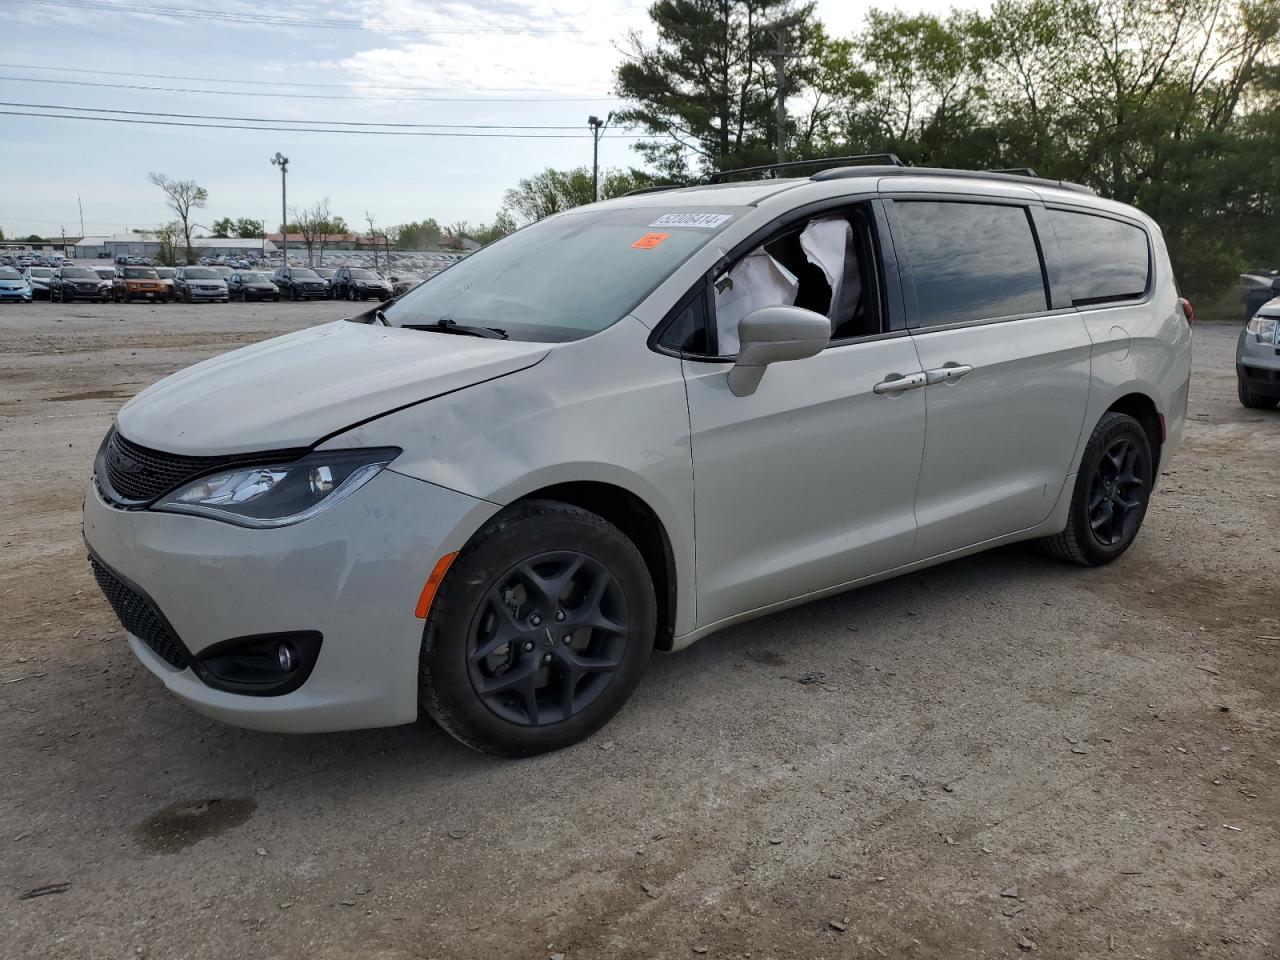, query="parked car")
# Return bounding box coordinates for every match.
[84,163,1191,756]
[51,265,111,302]
[173,266,229,303]
[228,271,279,302]
[94,266,117,282]
[0,266,32,303]
[210,266,234,281]
[272,265,328,300]
[389,273,422,297]
[332,266,393,301]
[313,266,337,298]
[113,266,171,303]
[154,267,177,301]
[1239,268,1280,322]
[1237,297,1280,409]
[23,266,55,299]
